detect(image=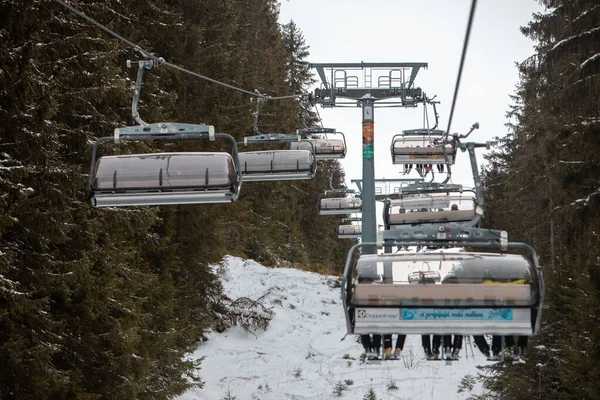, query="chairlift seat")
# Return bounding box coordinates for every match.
[238,150,315,181]
[91,152,237,207]
[319,197,362,215]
